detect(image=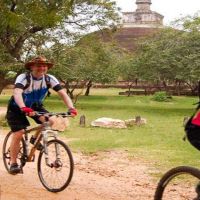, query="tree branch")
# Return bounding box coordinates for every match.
[10,0,17,12]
